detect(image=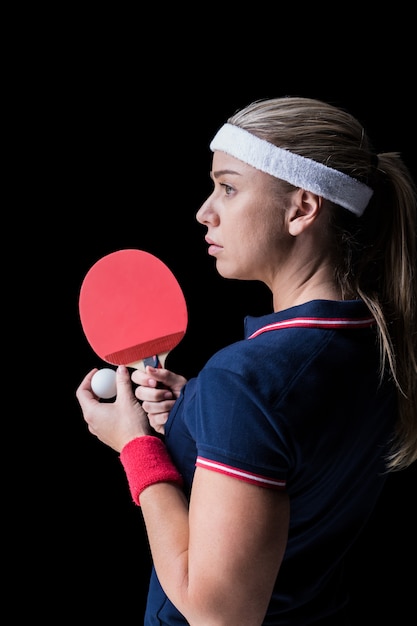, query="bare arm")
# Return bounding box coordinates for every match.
[141,468,289,625]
